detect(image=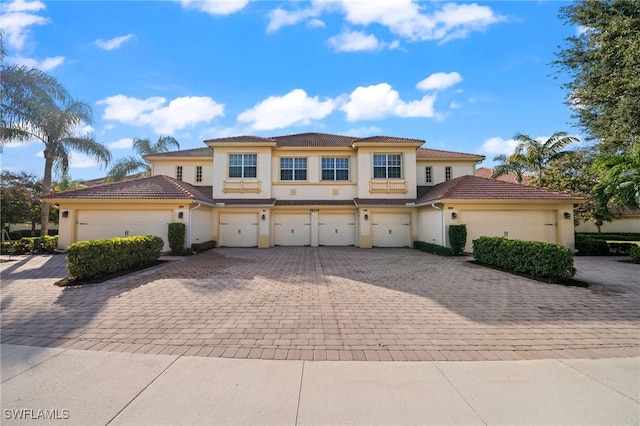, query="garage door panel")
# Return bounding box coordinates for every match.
[462,210,556,252]
[220,213,258,247]
[274,214,311,246]
[319,213,355,246]
[372,213,410,247]
[77,210,171,251]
